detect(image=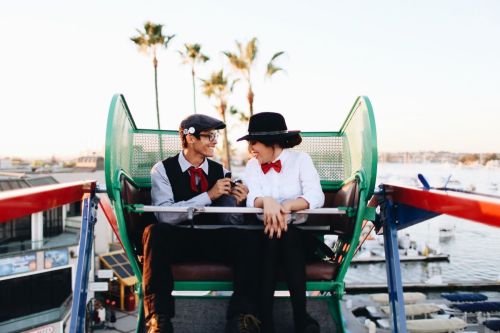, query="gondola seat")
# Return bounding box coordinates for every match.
[120,175,360,282]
